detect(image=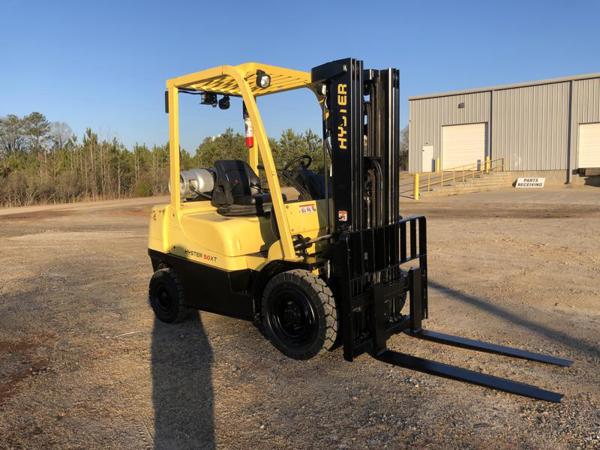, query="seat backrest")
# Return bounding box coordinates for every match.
[212,160,262,206]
